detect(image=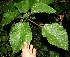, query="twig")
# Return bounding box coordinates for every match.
[28,19,43,27]
[24,12,31,22]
